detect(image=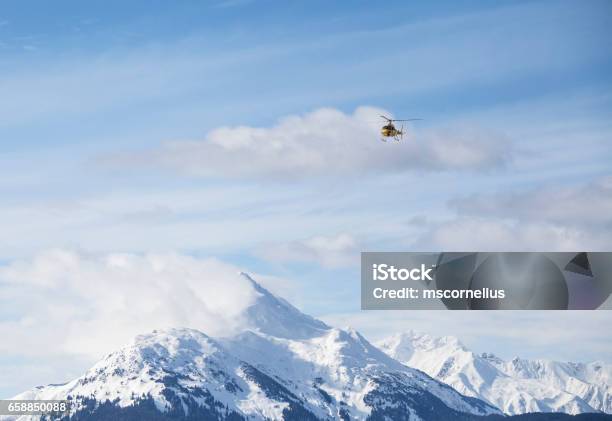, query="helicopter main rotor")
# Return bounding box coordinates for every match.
[380,115,422,123]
